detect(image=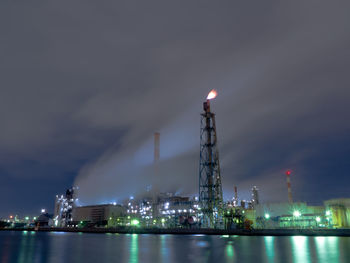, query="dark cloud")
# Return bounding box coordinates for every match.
[0,0,349,216]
